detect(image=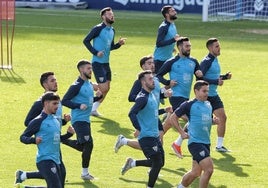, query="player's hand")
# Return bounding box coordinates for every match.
[227,72,232,79]
[181,131,189,139]
[118,37,127,45]
[97,51,104,57]
[164,89,173,98]
[169,80,177,88]
[165,106,173,113]
[134,130,140,138]
[174,34,180,41]
[80,104,87,110]
[67,126,75,134]
[195,70,203,78]
[36,137,42,145]
[218,78,224,86]
[63,114,71,122]
[95,89,102,97]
